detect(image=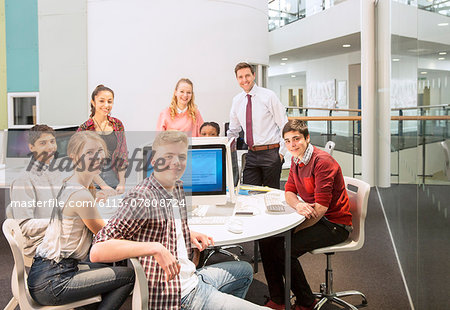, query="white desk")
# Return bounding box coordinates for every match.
[100,190,304,310]
[189,190,304,310]
[189,190,303,246]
